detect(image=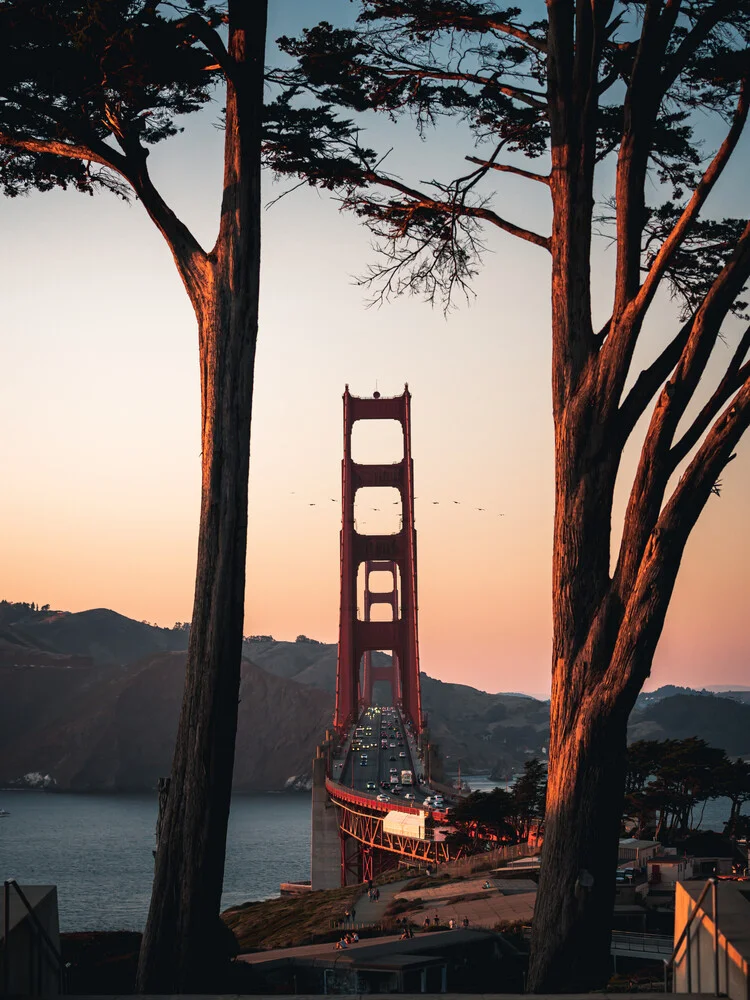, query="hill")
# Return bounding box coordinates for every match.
[0,603,188,666]
[628,693,750,757]
[1,601,746,790]
[0,653,333,792]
